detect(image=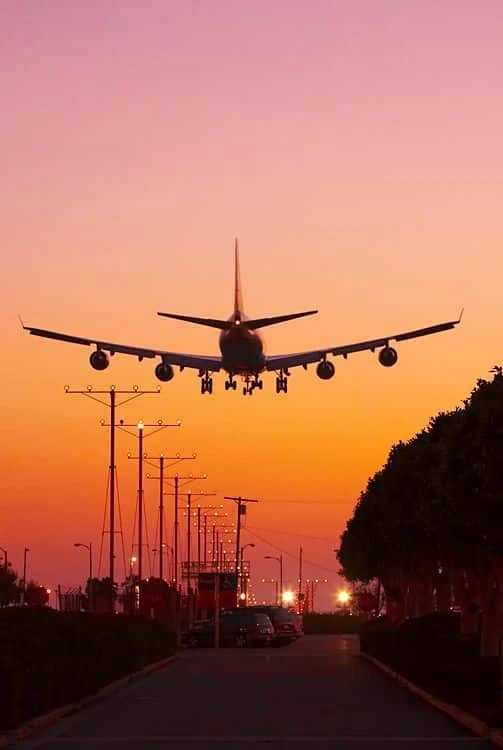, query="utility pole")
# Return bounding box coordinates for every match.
[224,496,259,580]
[22,547,30,604]
[64,384,160,587]
[124,418,180,582]
[298,546,303,614]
